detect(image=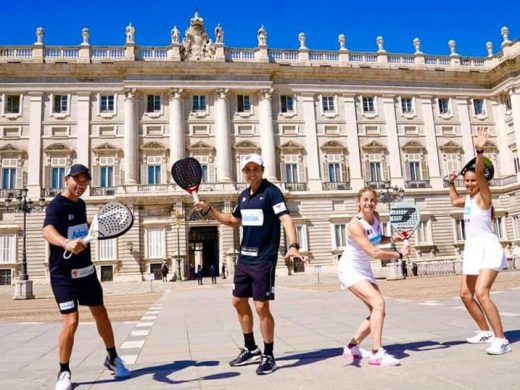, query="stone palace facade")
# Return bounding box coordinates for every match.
[1,13,520,284]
